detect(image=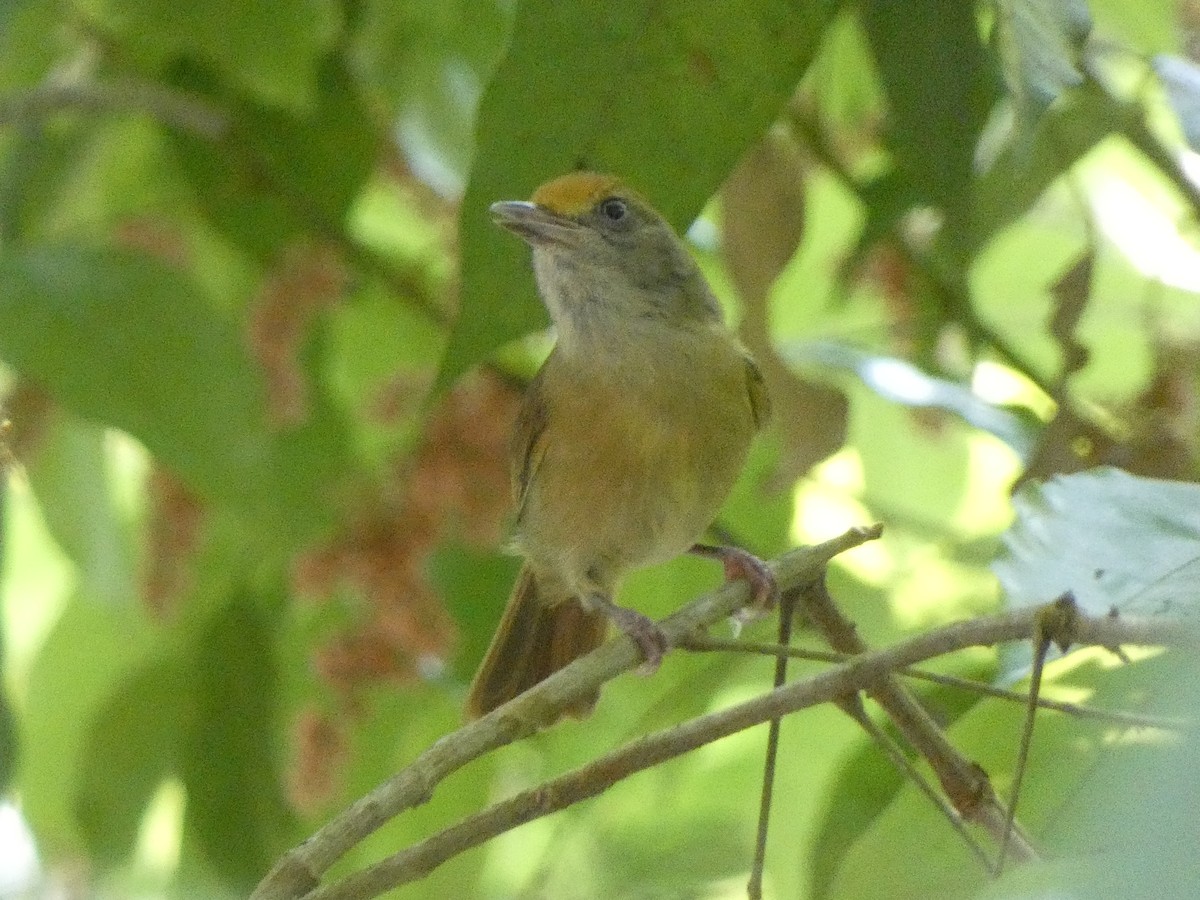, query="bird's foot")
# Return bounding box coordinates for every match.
[689,543,779,634]
[591,594,668,675]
